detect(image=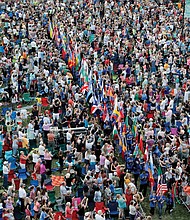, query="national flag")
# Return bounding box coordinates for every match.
[139,135,144,154]
[68,51,75,69]
[125,116,129,126]
[133,144,139,157]
[91,104,102,114]
[156,183,168,196]
[157,166,162,184]
[149,152,154,188]
[80,83,89,94]
[112,124,119,140]
[112,95,120,121]
[107,86,114,97]
[144,146,148,161]
[149,151,154,176]
[48,20,53,39]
